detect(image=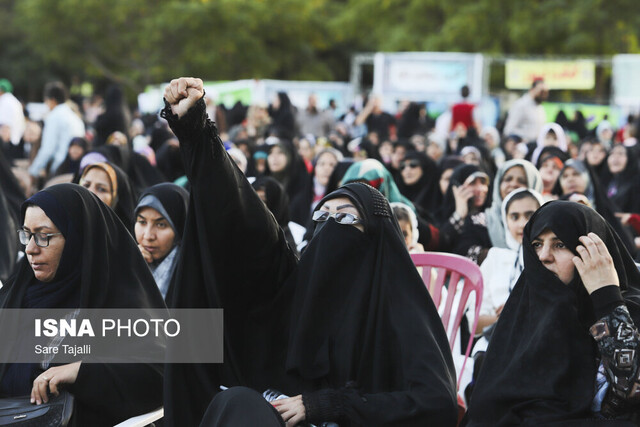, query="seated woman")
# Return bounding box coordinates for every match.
[391,202,424,253]
[134,183,189,302]
[484,159,542,249]
[436,164,491,264]
[341,158,441,251]
[466,201,640,425]
[251,176,300,256]
[553,159,636,257]
[161,78,459,427]
[289,148,343,227]
[601,144,640,214]
[0,183,165,426]
[78,161,137,230]
[474,188,544,335]
[396,151,442,219]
